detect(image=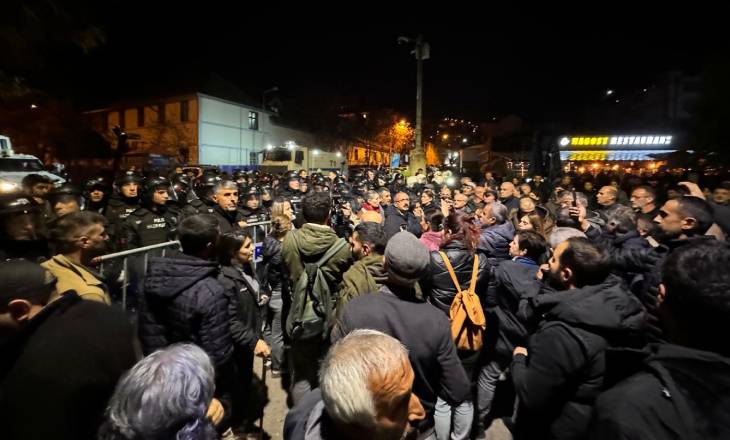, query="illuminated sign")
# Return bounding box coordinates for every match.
[559,135,673,147]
